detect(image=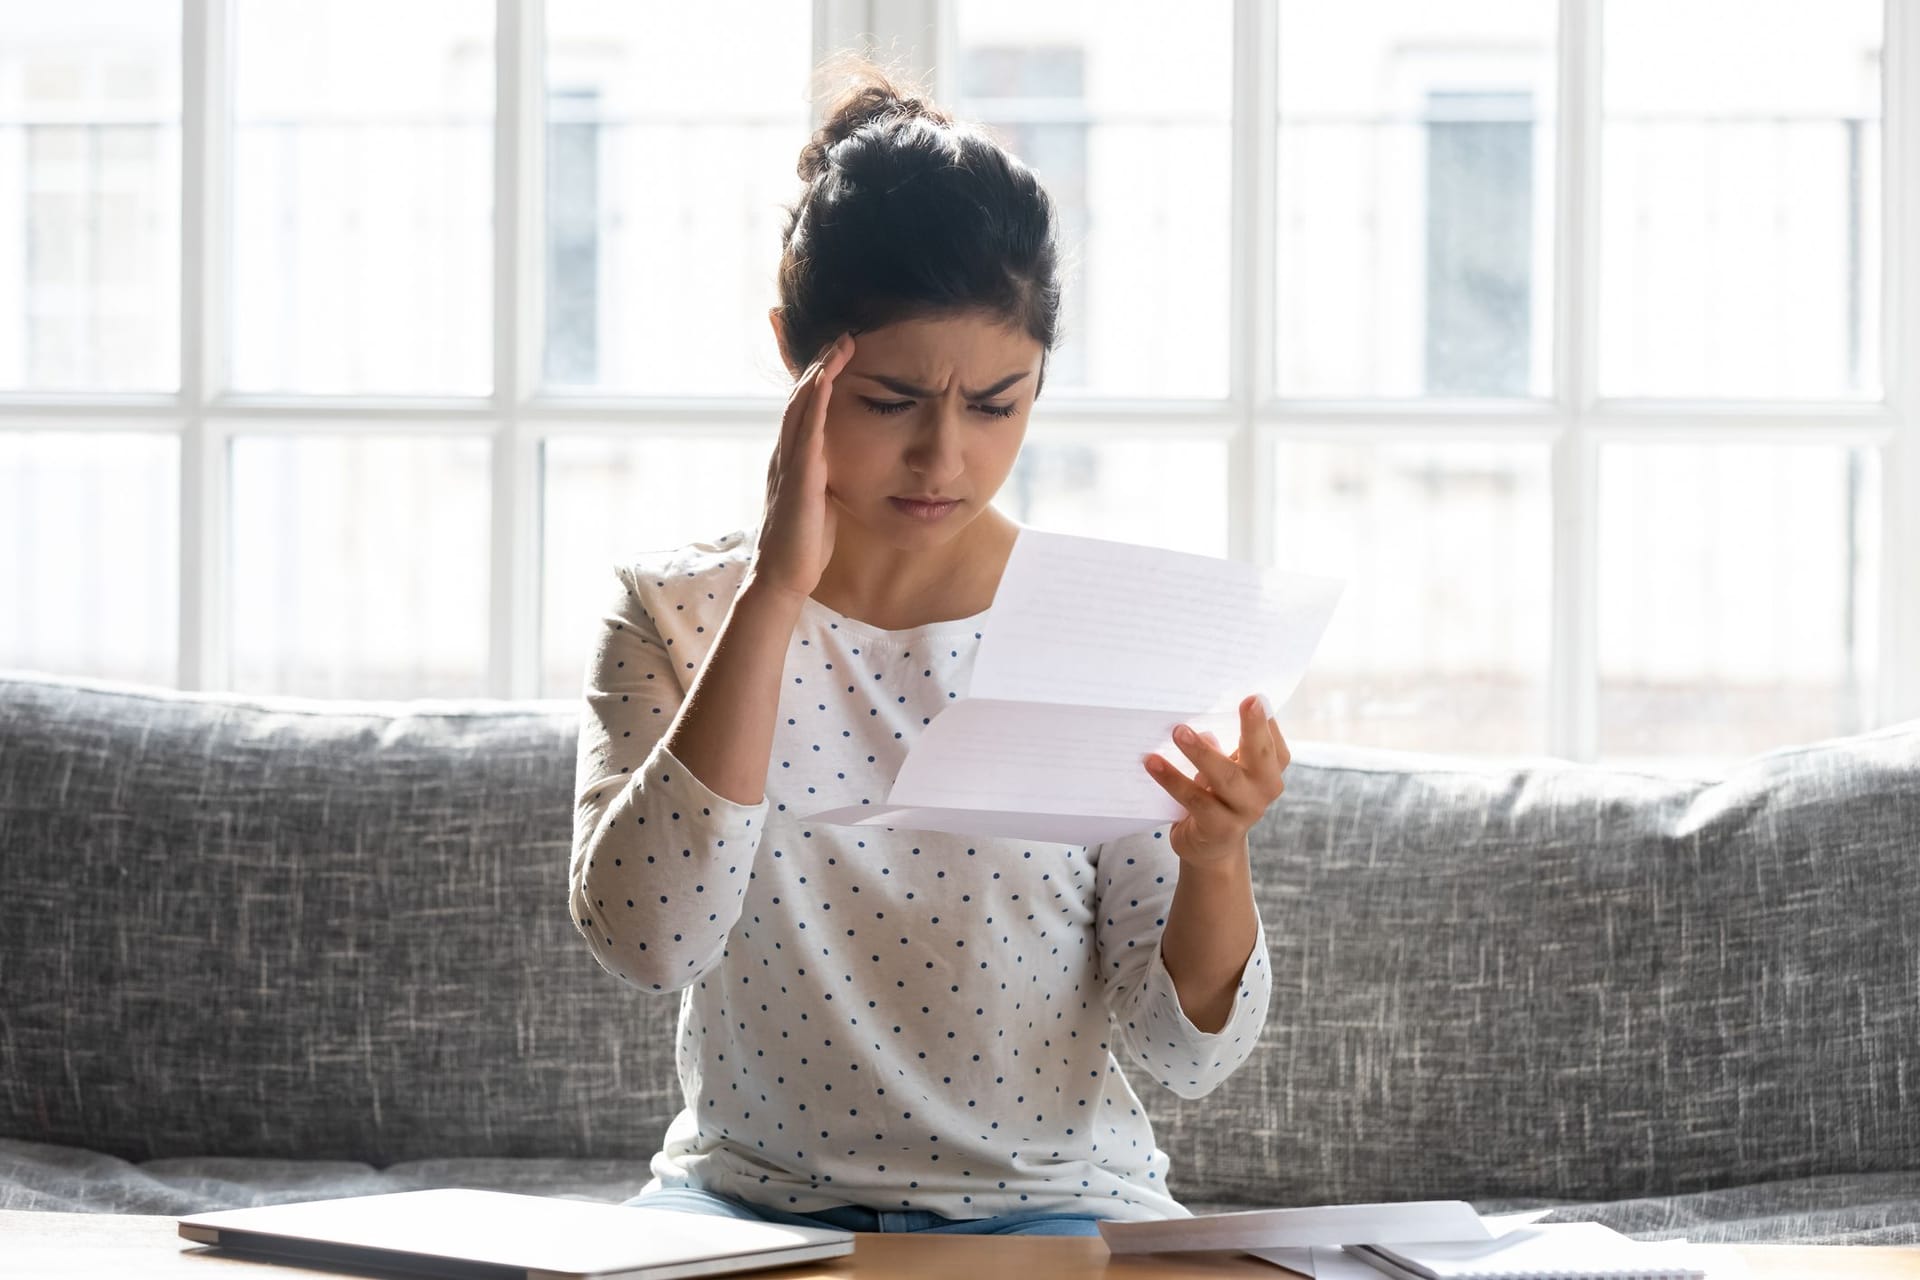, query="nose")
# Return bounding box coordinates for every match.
[904,403,967,487]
